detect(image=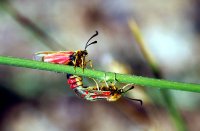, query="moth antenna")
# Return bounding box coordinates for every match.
[85,31,98,50]
[123,86,134,93]
[122,84,133,91]
[85,41,97,49]
[125,96,143,106]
